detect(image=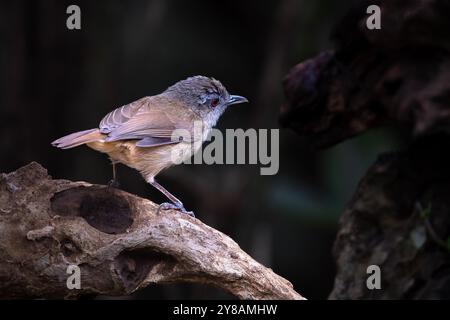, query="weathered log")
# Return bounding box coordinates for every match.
[330,135,450,299]
[0,162,304,300]
[281,0,450,299]
[281,0,450,149]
